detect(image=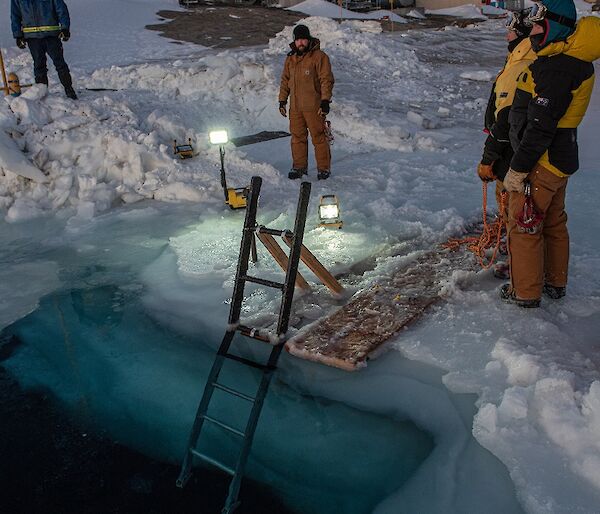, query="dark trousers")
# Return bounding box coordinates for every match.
[26,37,71,87]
